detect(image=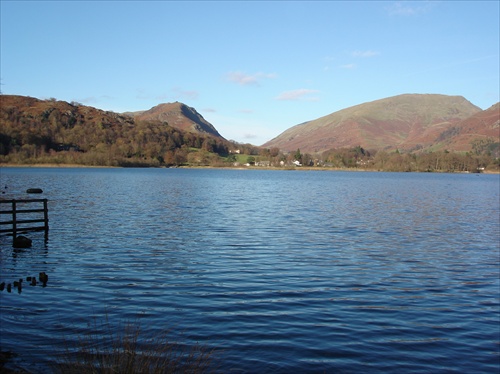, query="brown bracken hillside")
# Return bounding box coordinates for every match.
[0,95,233,166]
[441,102,500,152]
[128,102,223,138]
[263,94,498,153]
